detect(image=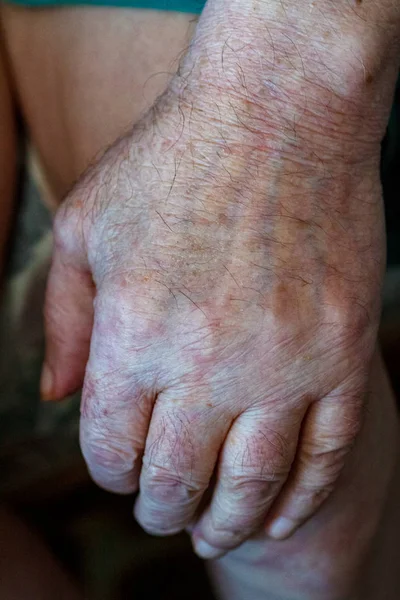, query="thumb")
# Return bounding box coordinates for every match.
[41,209,94,401]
